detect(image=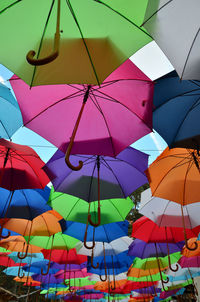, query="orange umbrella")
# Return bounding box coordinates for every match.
[0,236,41,253]
[127,266,167,278]
[146,147,200,250]
[94,279,127,292]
